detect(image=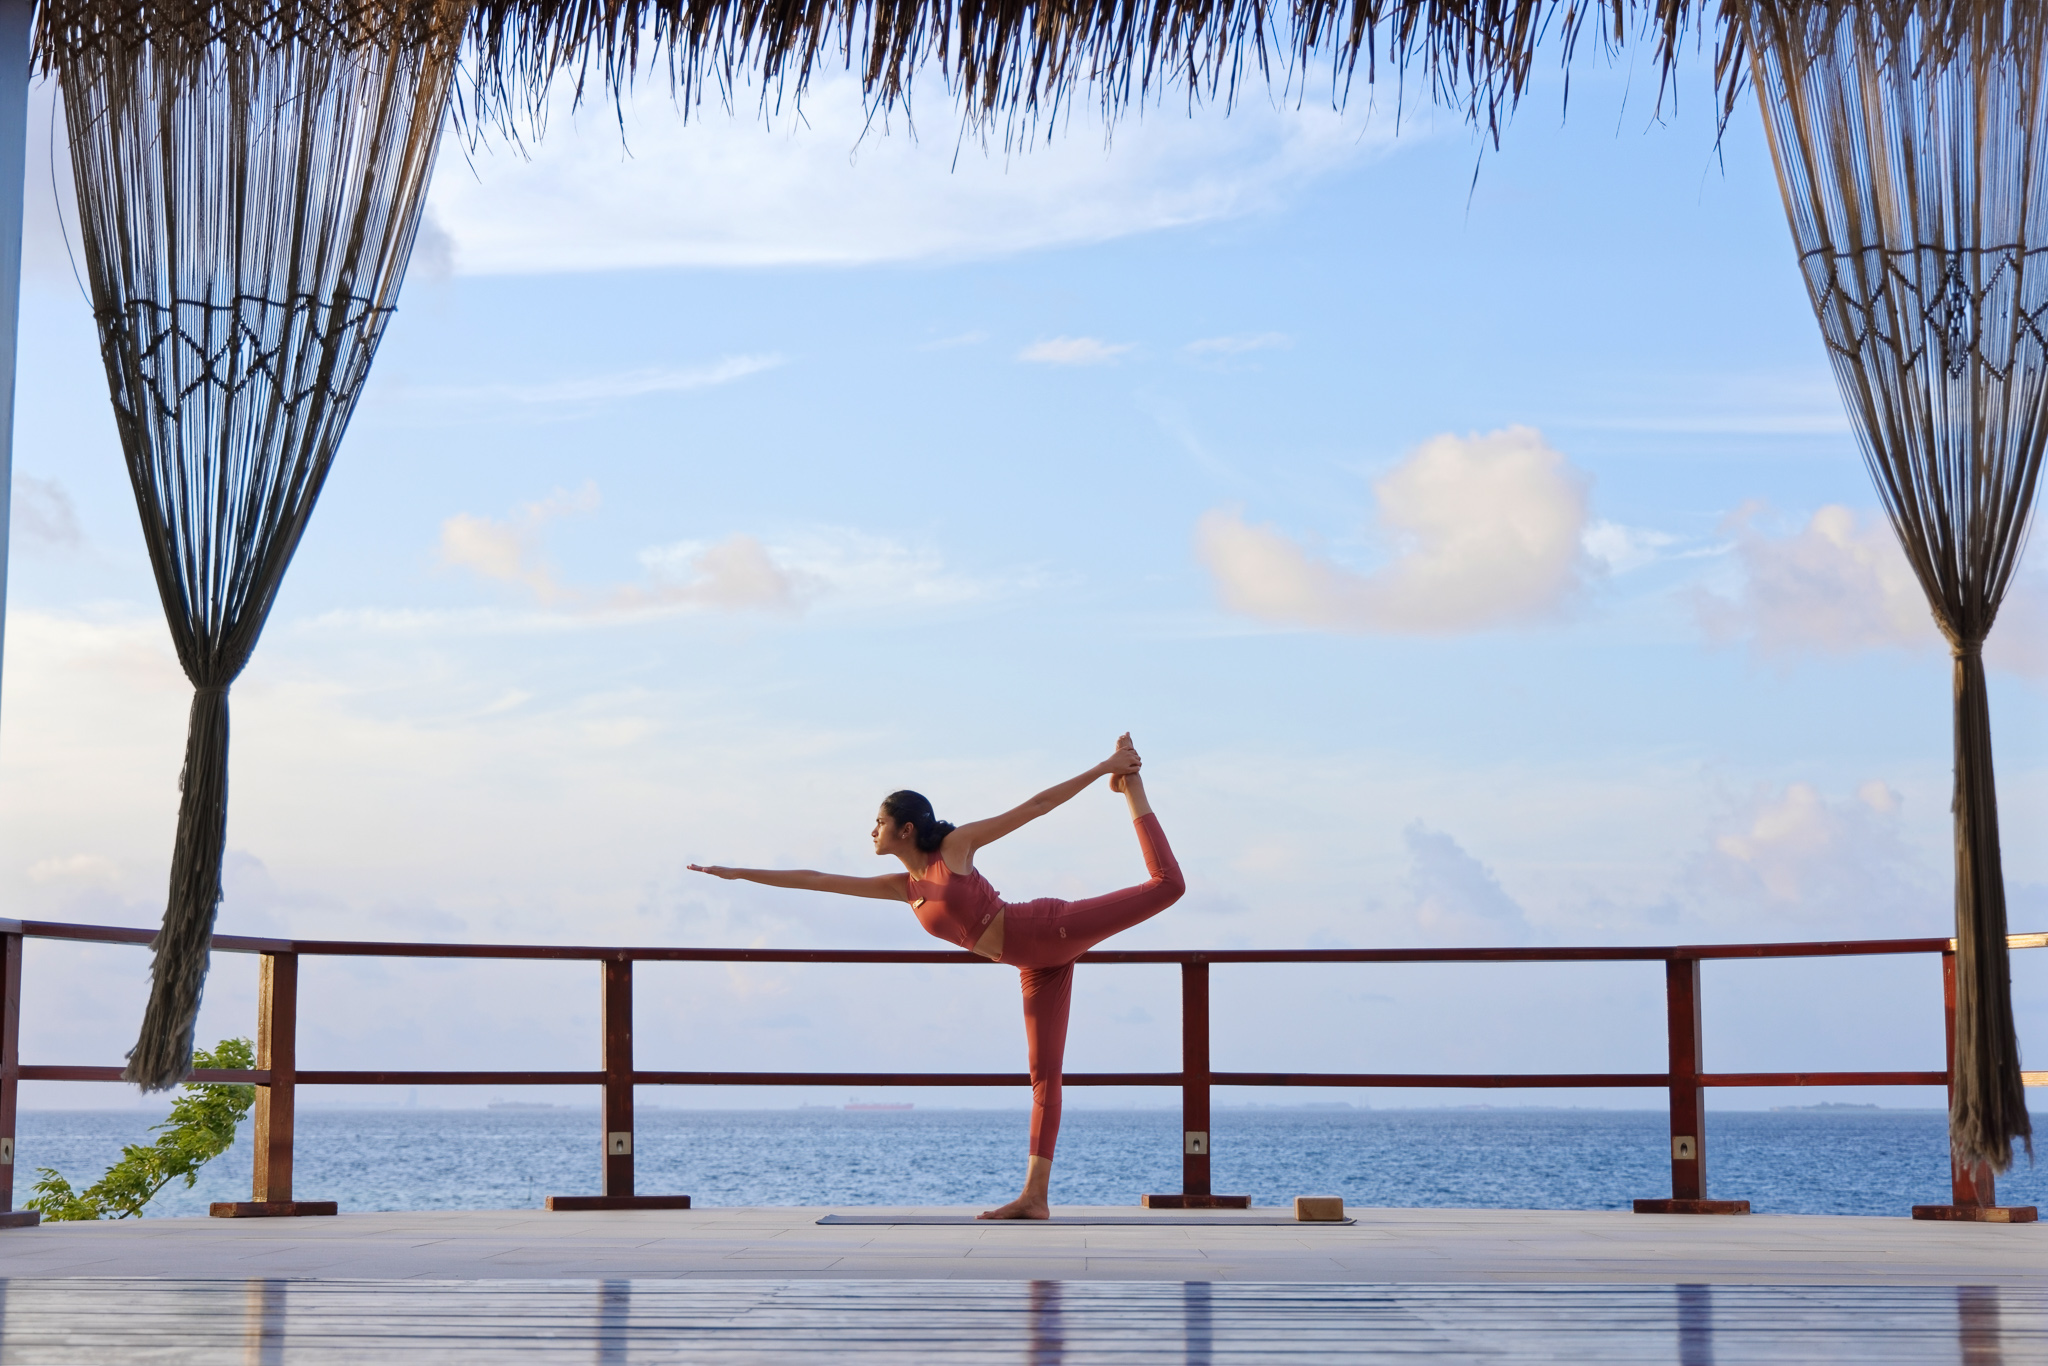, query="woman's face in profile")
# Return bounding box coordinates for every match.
[873,809,913,856]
